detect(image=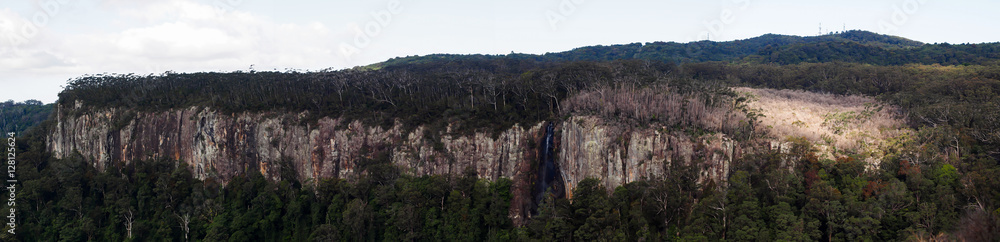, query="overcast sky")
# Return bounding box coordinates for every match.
[2,0,998,103]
